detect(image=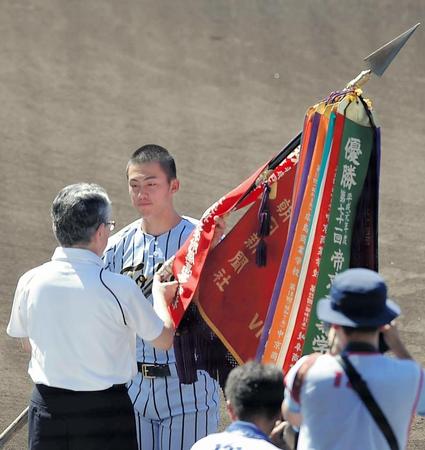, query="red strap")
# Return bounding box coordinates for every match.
[292,353,320,403]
